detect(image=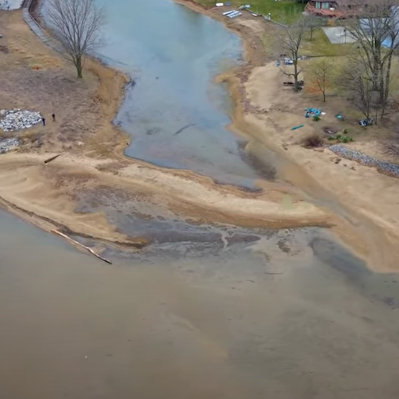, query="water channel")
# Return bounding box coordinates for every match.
[94,0,266,187]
